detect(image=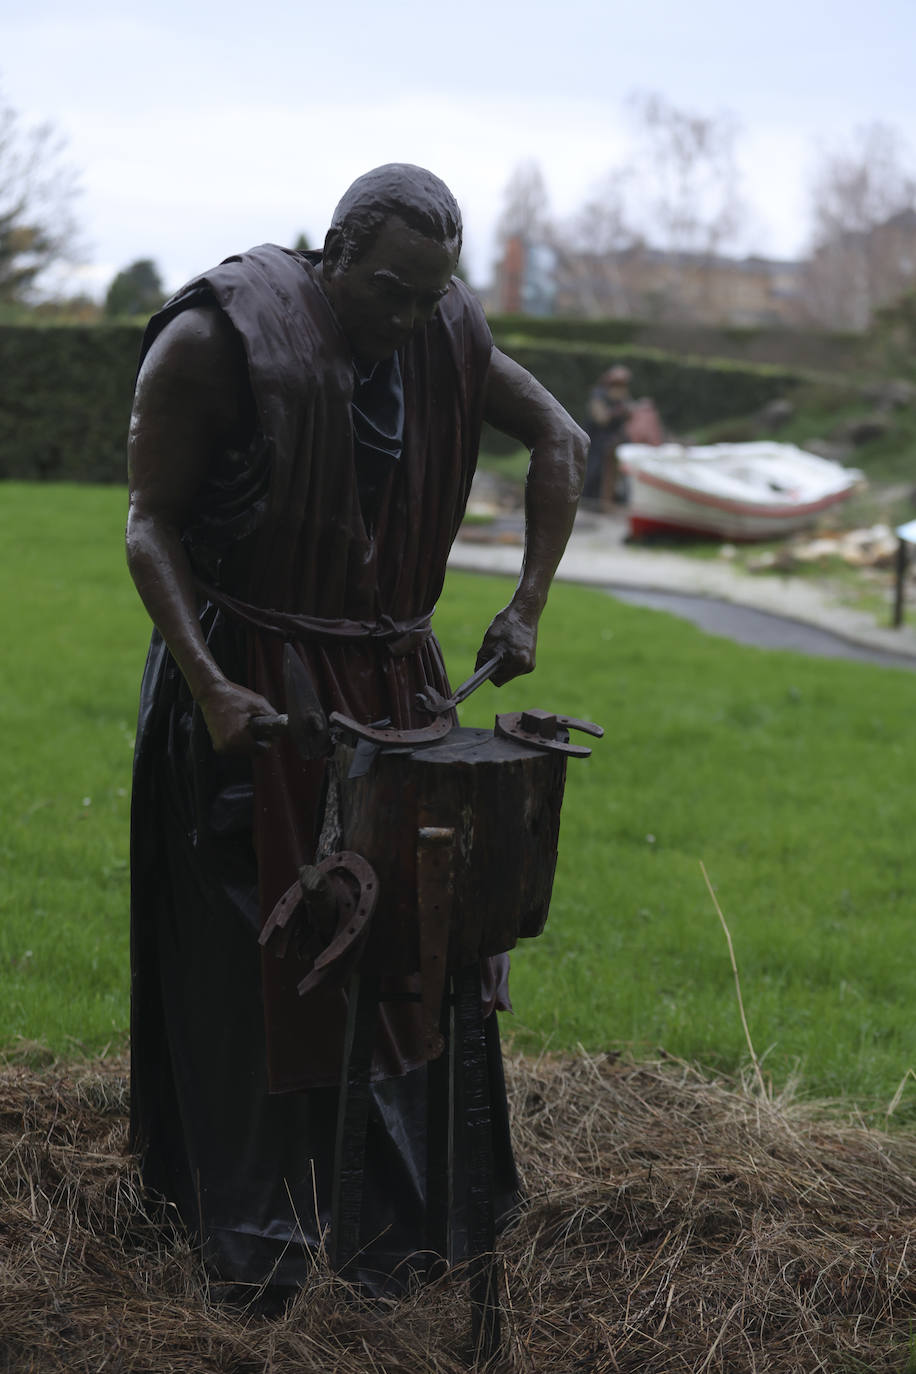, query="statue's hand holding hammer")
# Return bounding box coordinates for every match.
[198,679,281,755]
[476,602,538,687]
